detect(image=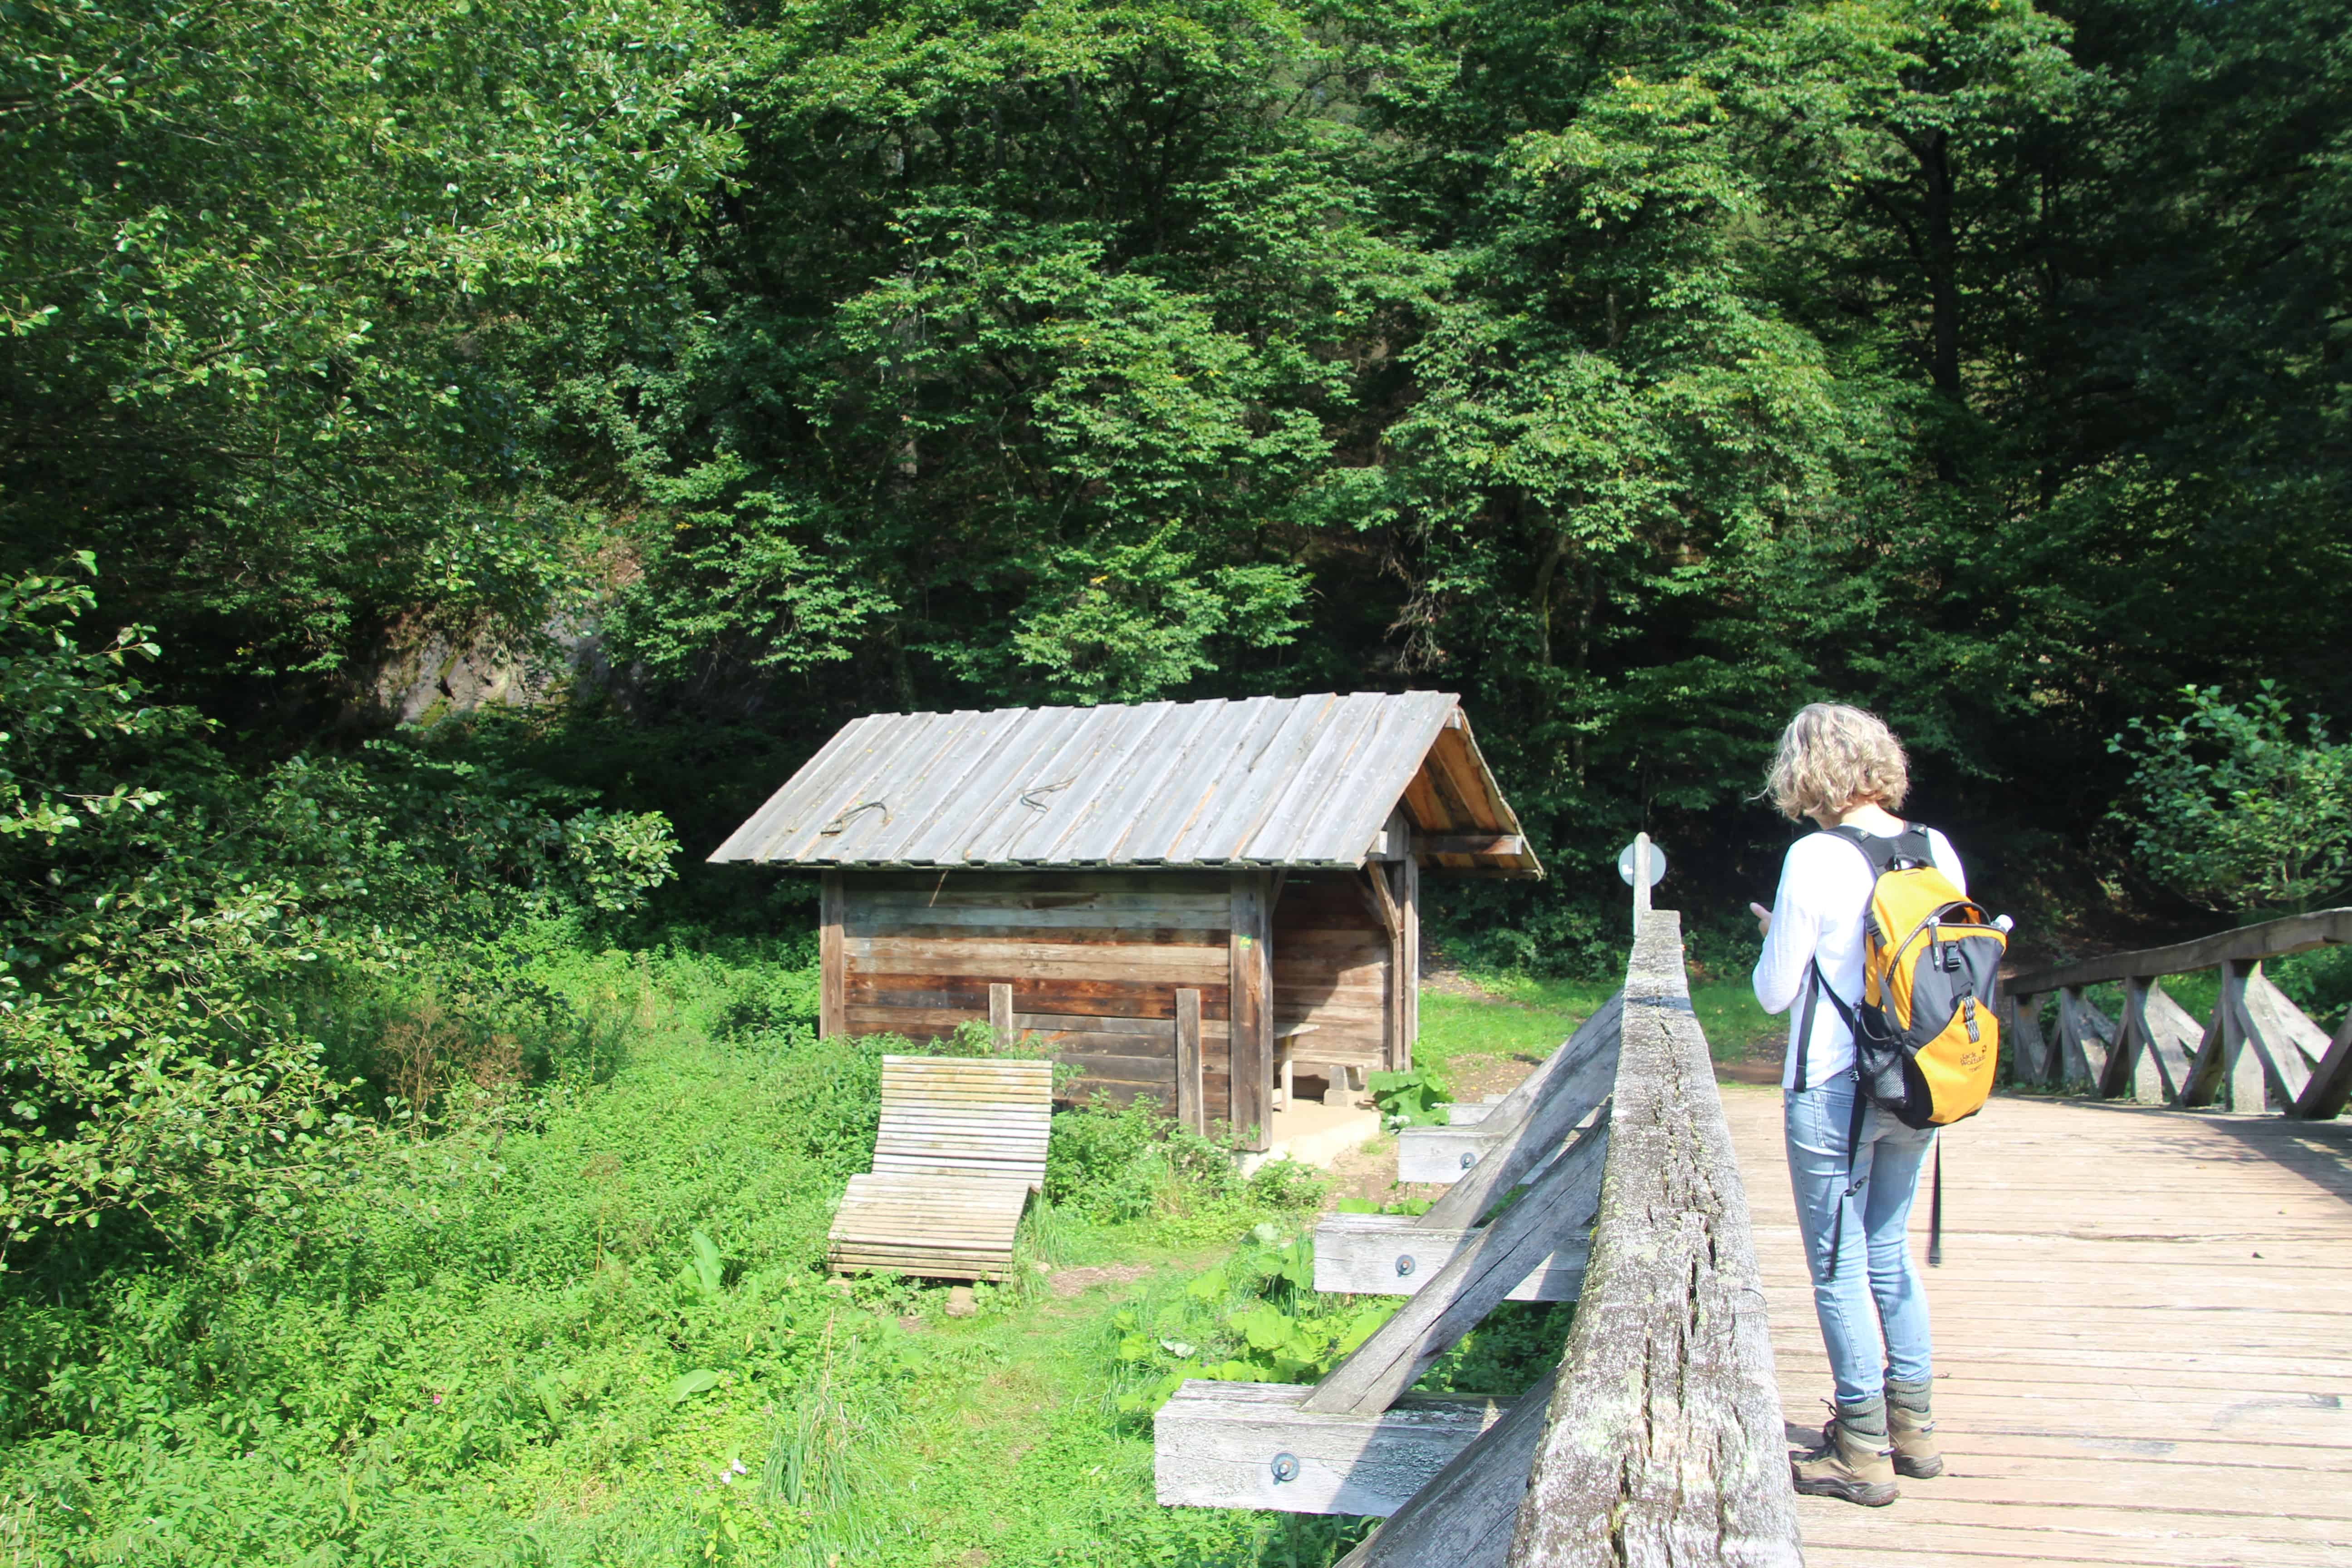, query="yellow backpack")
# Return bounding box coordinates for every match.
[1800,823,2006,1127]
[1800,824,2007,1272]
